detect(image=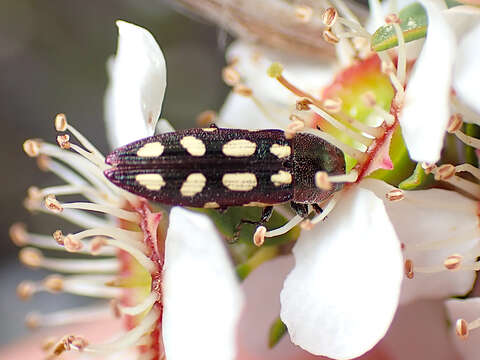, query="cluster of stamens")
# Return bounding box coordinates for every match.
[14,114,165,359]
